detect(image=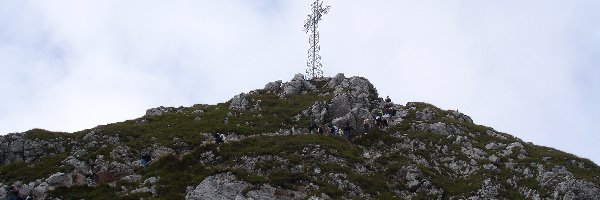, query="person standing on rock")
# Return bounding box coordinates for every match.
[213,133,224,144]
[363,118,370,134]
[141,154,151,168]
[329,124,337,136]
[344,126,353,142]
[5,186,19,200]
[309,122,317,133]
